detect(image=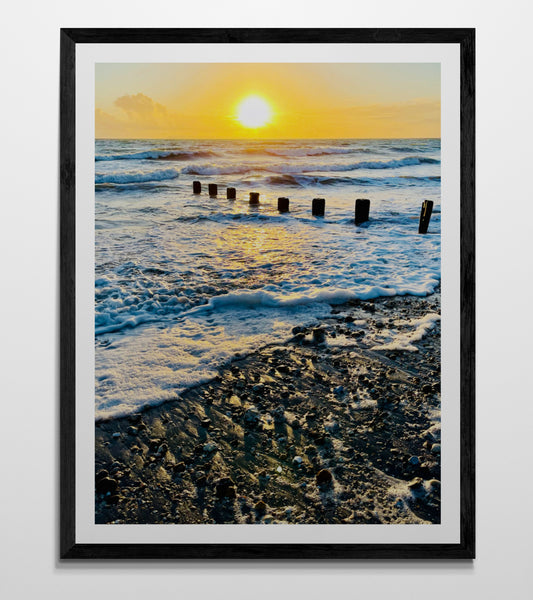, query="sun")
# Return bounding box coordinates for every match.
[236,95,273,128]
